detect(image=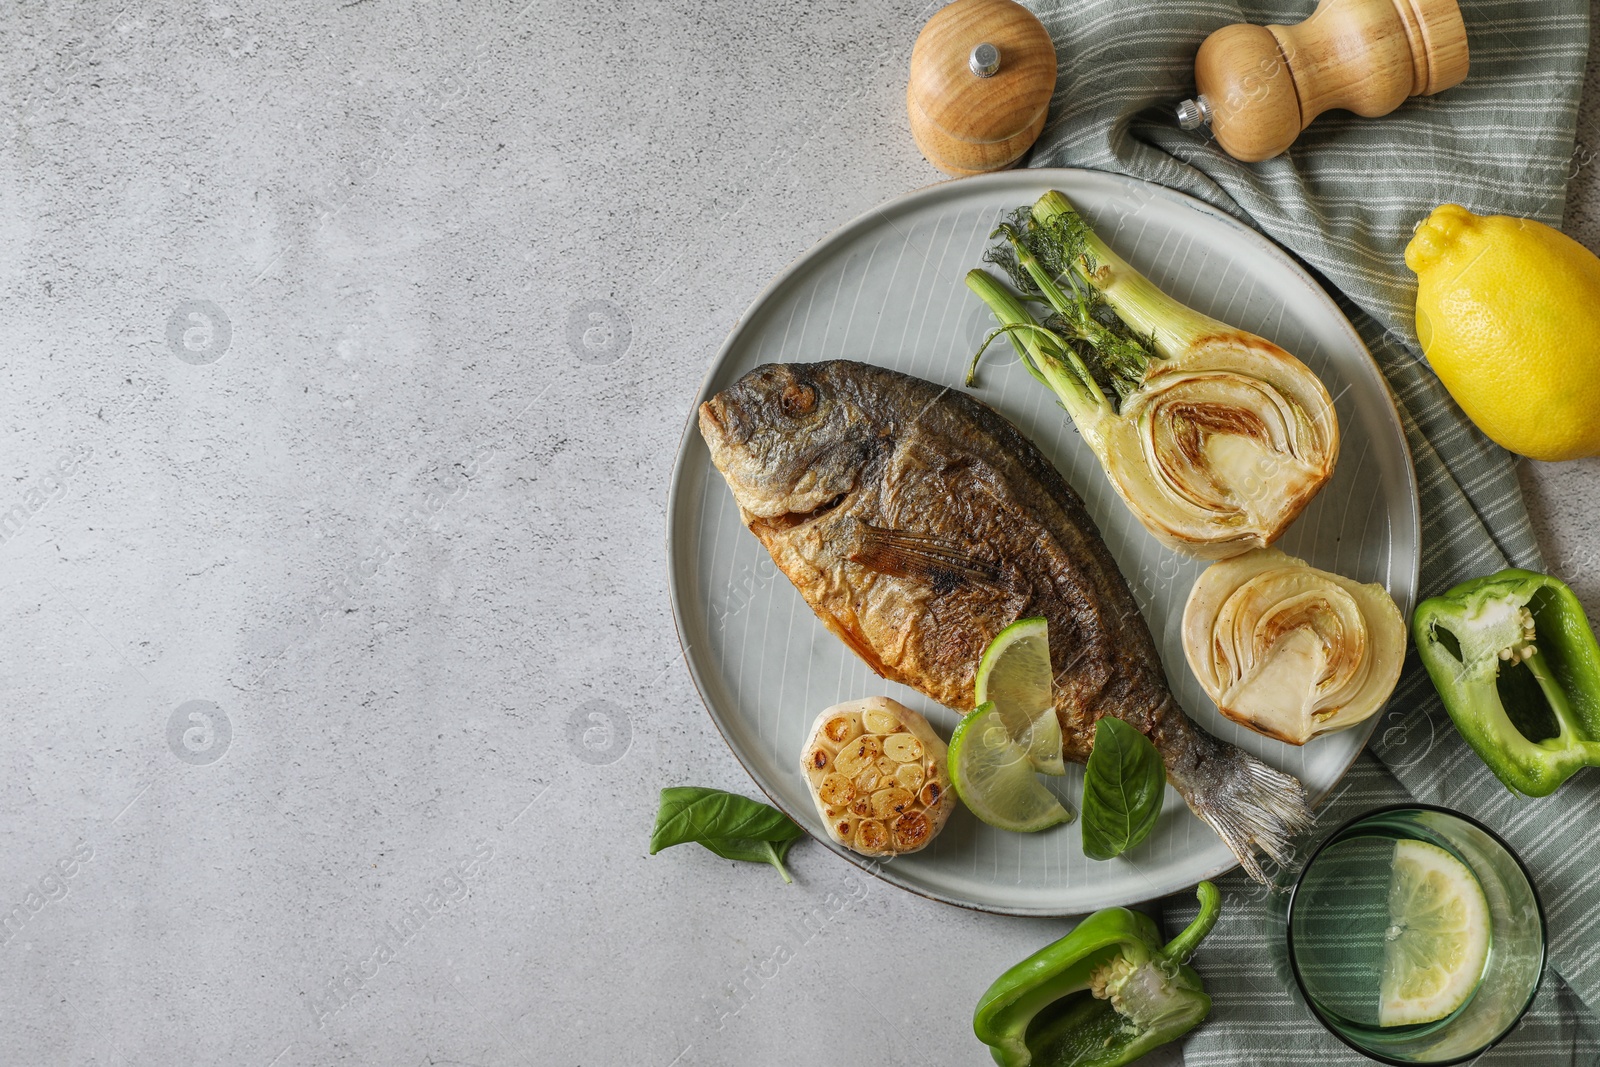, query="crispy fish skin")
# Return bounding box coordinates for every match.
[699,360,1311,881]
